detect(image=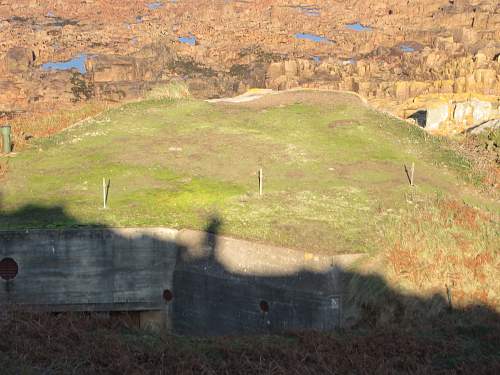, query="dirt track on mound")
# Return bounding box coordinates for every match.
[215,90,366,110]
